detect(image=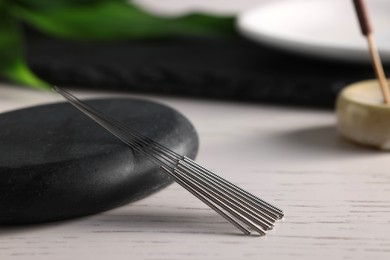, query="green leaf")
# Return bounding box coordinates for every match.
[0,9,50,90]
[2,1,234,89]
[10,1,235,40]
